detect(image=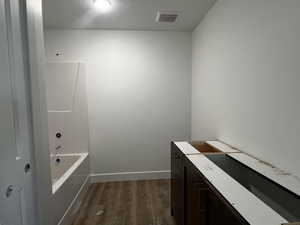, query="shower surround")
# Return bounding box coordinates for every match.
[46,62,90,225]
